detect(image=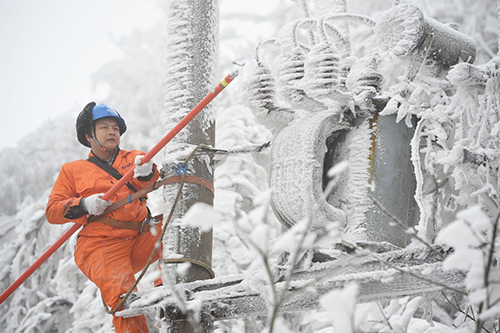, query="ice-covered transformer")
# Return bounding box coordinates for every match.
[247,1,478,248]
